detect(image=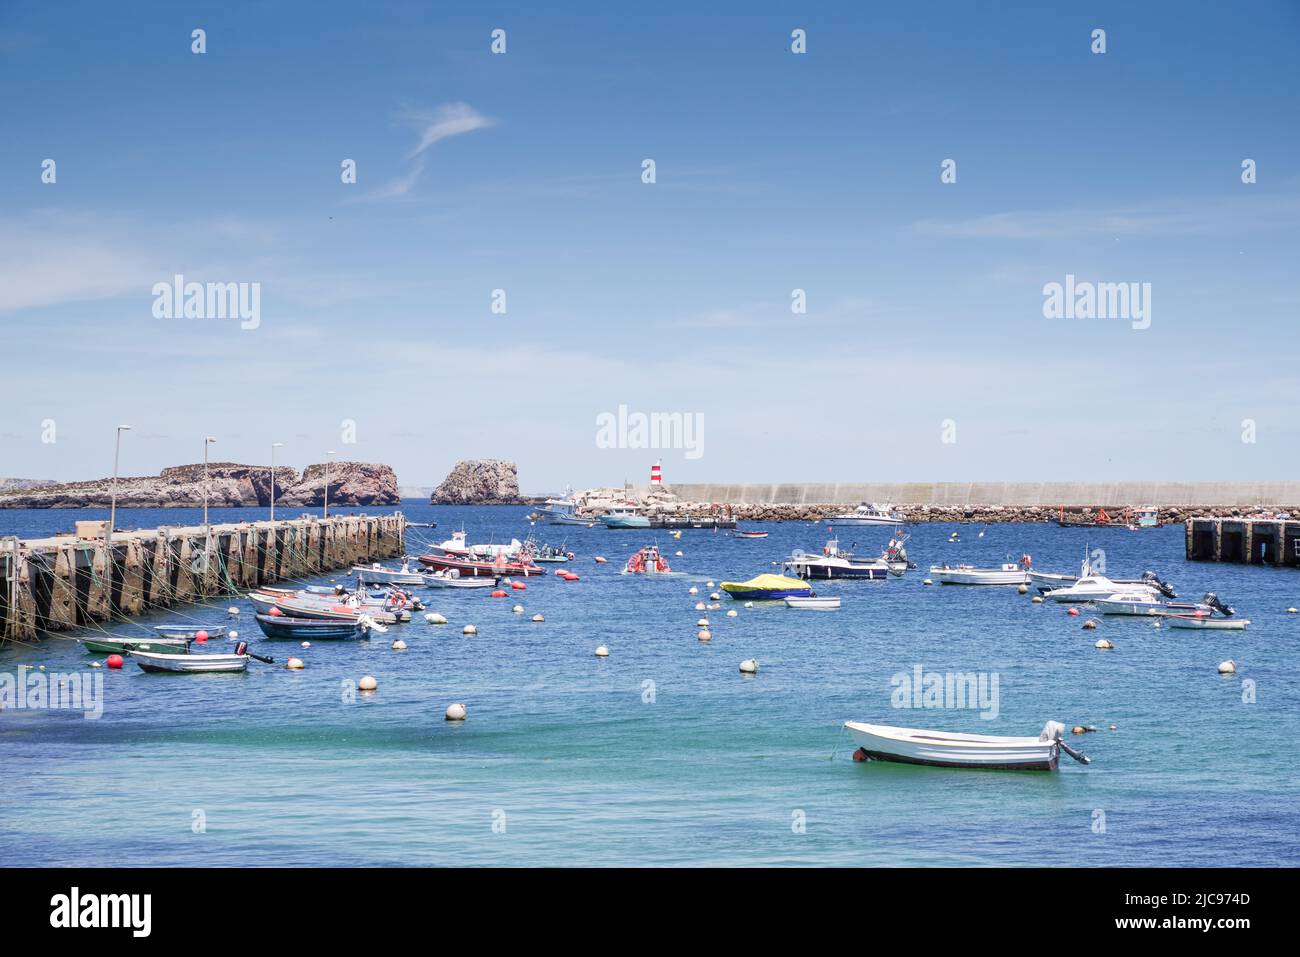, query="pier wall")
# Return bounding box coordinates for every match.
[0,513,405,643]
[1186,517,1300,567]
[668,482,1300,507]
